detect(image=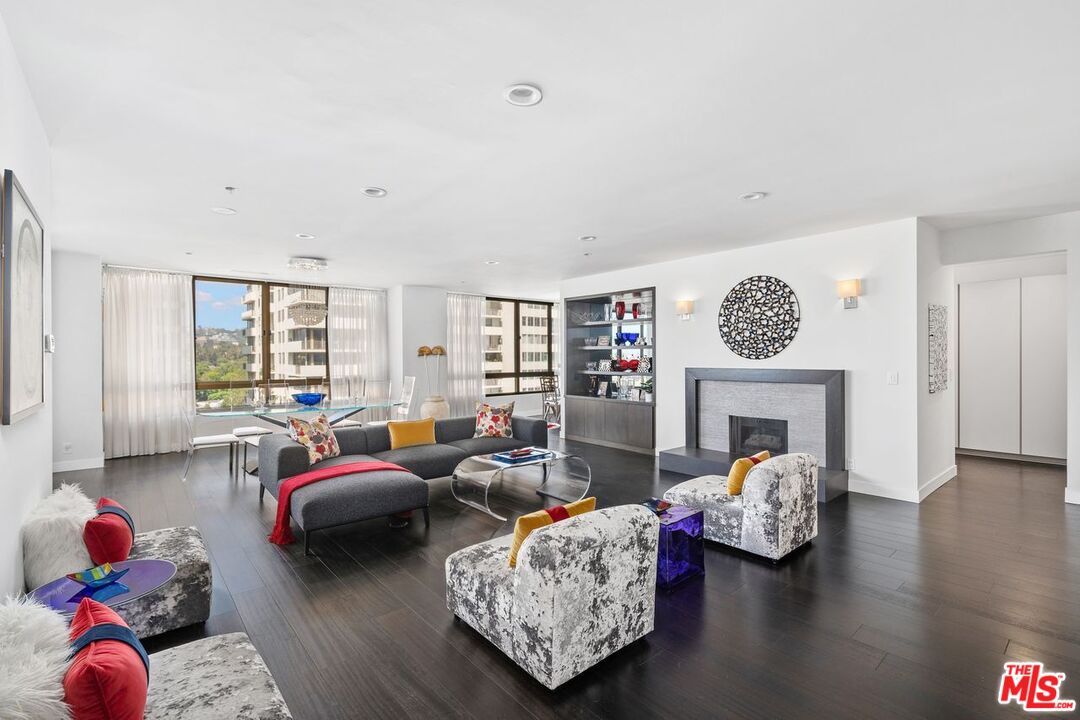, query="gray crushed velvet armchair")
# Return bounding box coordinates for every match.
[664,452,818,561]
[445,505,659,689]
